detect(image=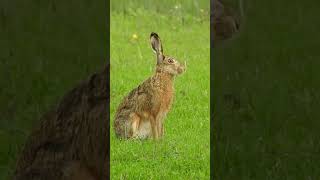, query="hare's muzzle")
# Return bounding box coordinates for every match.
[177,61,186,74]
